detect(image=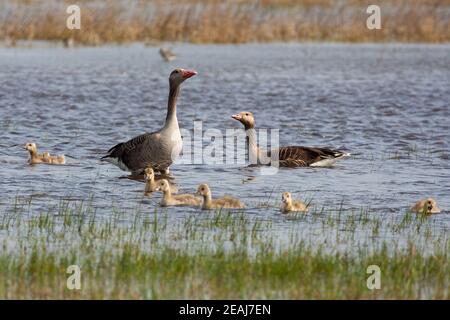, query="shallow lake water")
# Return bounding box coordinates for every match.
[0,43,449,251]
